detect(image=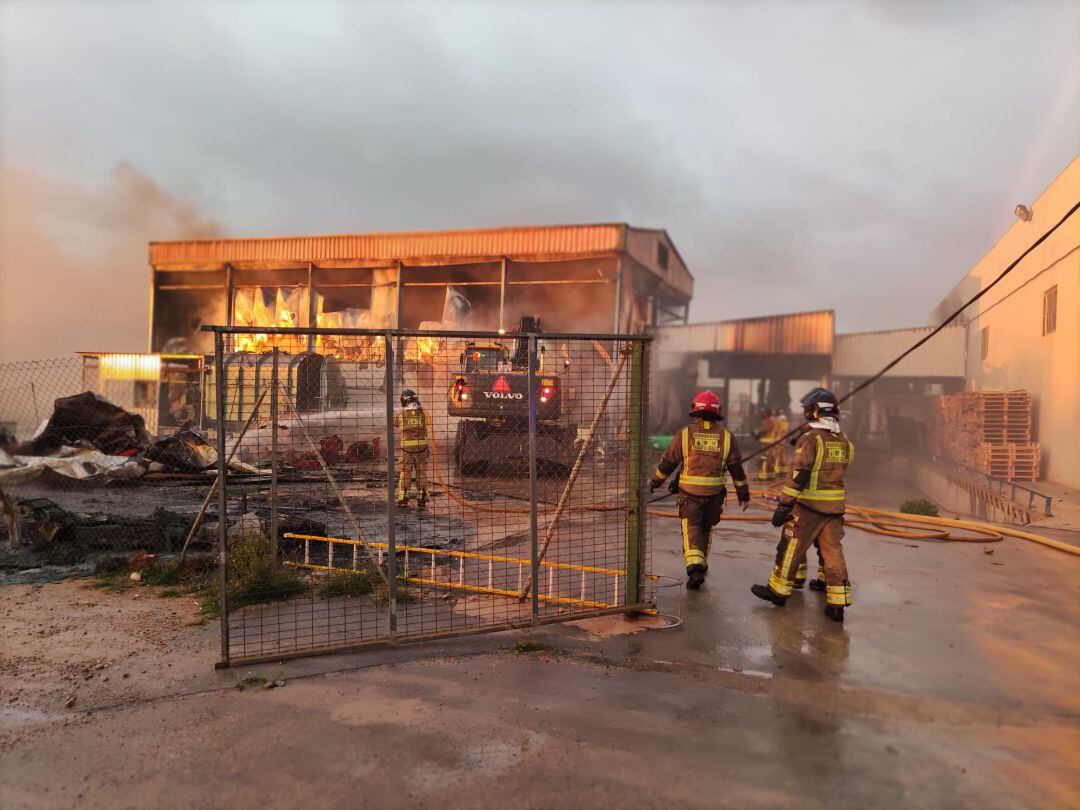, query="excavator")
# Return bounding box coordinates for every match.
[447,315,575,476]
